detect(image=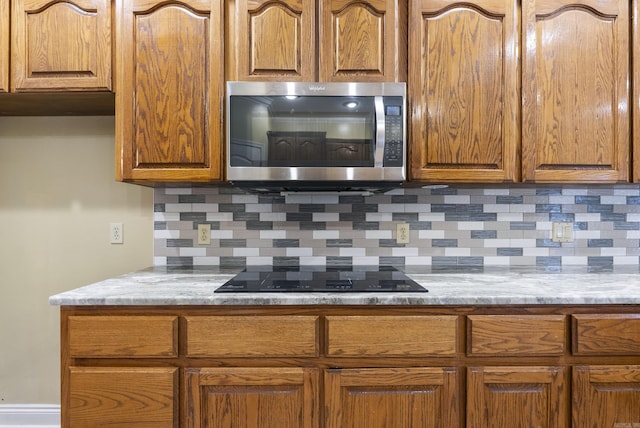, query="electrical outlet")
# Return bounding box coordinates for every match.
[552,222,574,243]
[197,223,211,245]
[397,223,410,244]
[110,223,123,244]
